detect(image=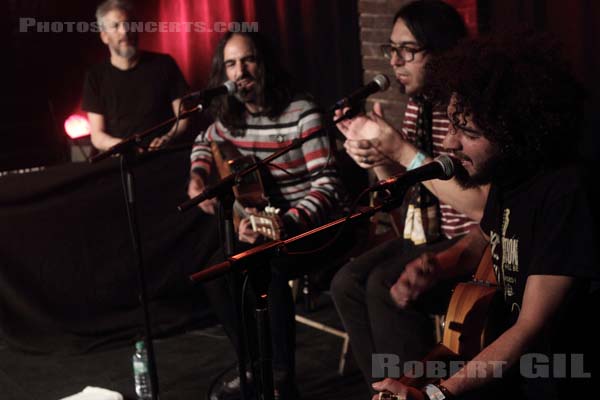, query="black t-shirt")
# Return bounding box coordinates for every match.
[82,51,188,139]
[481,165,598,319]
[480,165,599,399]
